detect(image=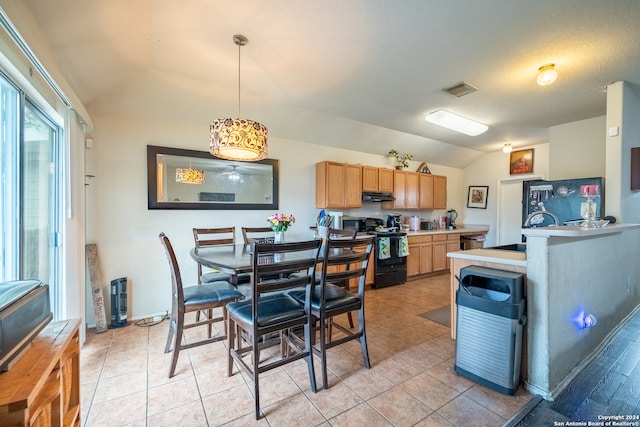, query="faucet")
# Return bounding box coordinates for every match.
[524,202,560,227]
